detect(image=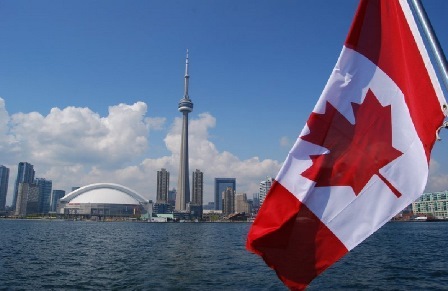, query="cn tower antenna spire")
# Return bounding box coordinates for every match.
[184,49,190,100]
